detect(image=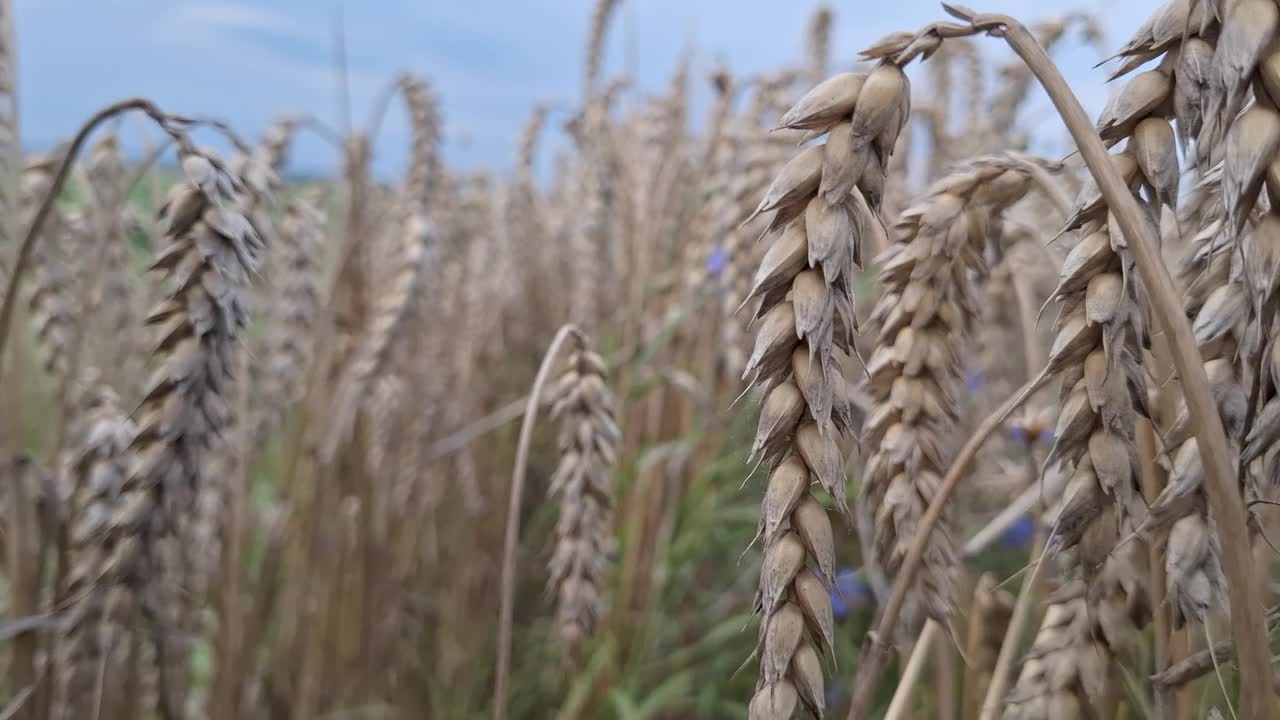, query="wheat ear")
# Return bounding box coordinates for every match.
[494,324,583,720]
[742,55,913,717]
[546,332,620,659]
[865,156,1045,644]
[54,384,137,720]
[109,148,264,719]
